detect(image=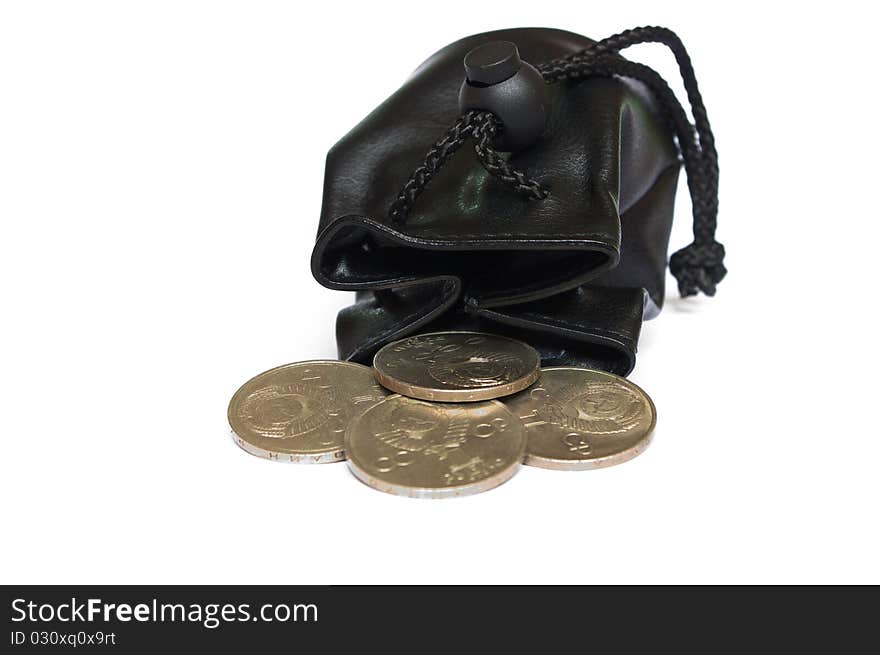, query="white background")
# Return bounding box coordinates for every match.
[2,1,877,585]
